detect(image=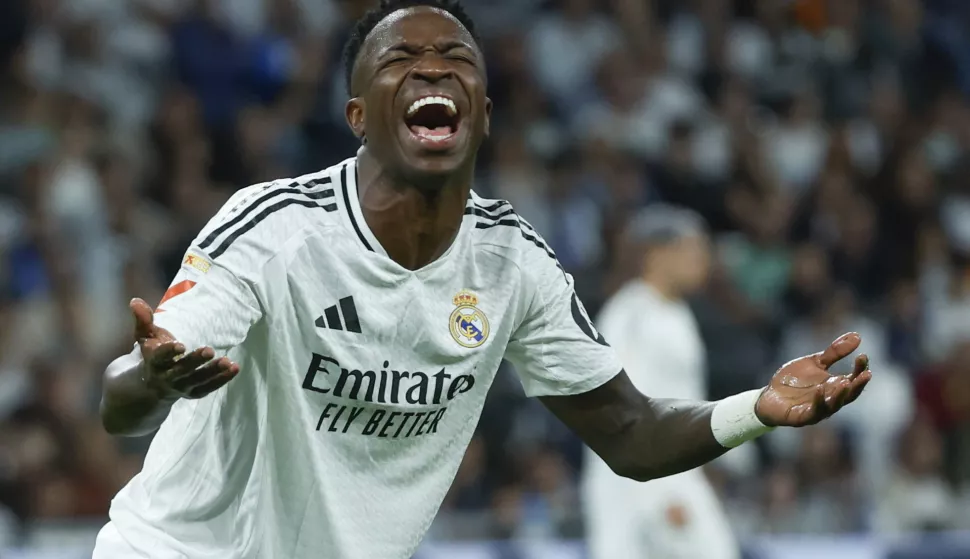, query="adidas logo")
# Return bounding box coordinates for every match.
[315,296,362,334]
